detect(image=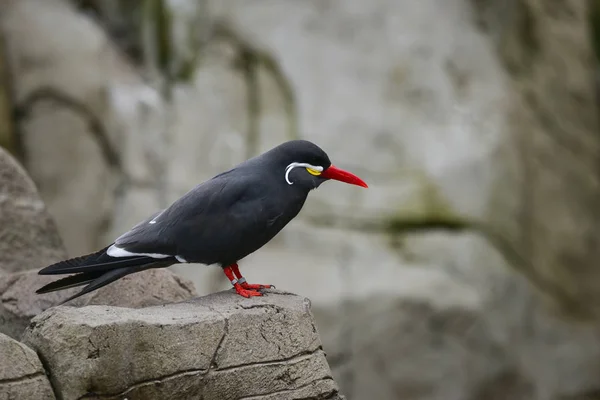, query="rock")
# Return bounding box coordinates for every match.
[0,146,66,273]
[4,1,600,399]
[71,268,198,308]
[0,268,197,340]
[23,291,342,400]
[315,231,600,400]
[0,270,76,340]
[165,41,249,203]
[470,0,600,319]
[0,31,16,156]
[0,0,120,256]
[0,332,55,400]
[0,0,166,255]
